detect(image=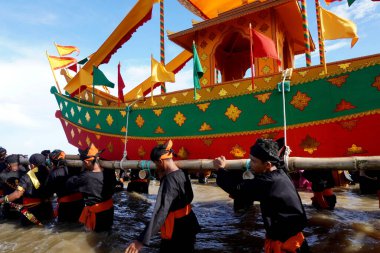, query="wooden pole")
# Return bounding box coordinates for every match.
[160,0,166,94]
[20,156,380,171]
[300,0,312,67]
[46,51,62,94]
[315,0,327,74]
